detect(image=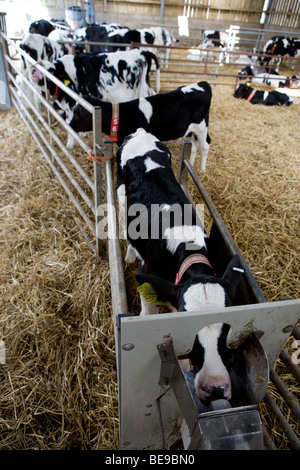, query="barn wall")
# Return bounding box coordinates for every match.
[2,0,299,43]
